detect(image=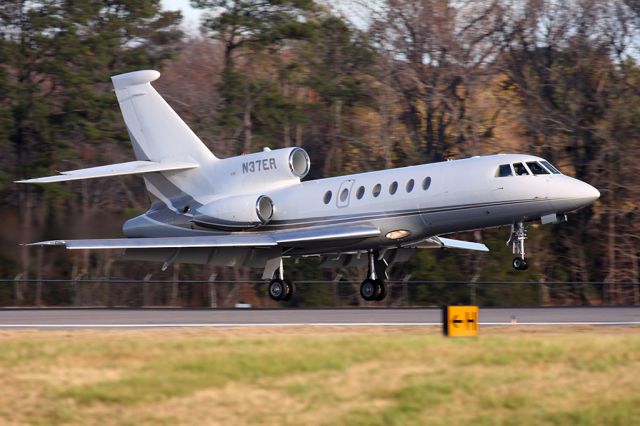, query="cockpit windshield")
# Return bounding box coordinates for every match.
[540,160,561,174]
[495,159,562,177]
[513,163,529,176]
[526,161,550,175]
